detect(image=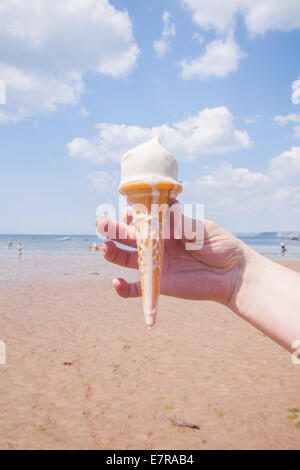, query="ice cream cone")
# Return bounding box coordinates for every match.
[118,136,182,329]
[120,181,182,328]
